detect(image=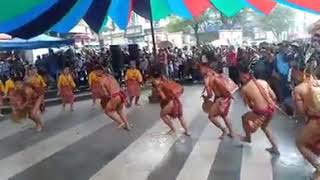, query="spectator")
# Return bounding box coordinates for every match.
[227,46,238,84]
[274,43,291,102]
[139,55,149,79]
[157,48,168,77]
